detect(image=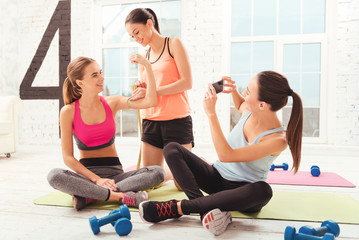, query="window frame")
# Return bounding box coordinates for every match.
[226,0,331,144]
